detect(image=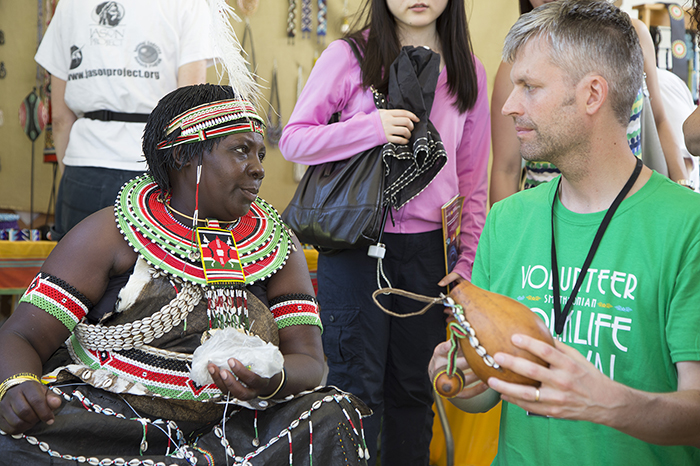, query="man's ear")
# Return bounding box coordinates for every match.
[581,74,608,116]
